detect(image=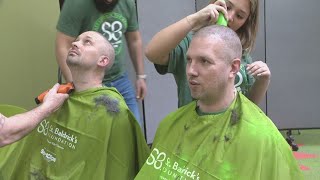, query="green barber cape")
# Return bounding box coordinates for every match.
[0,87,150,180]
[135,93,303,180]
